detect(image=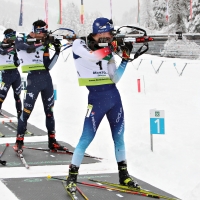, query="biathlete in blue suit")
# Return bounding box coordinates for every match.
[13,20,67,153]
[0,29,22,118]
[66,17,140,194]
